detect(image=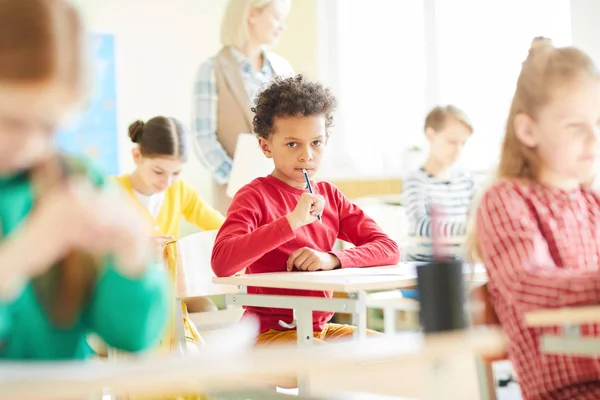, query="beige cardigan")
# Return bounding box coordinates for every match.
[213,47,293,157]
